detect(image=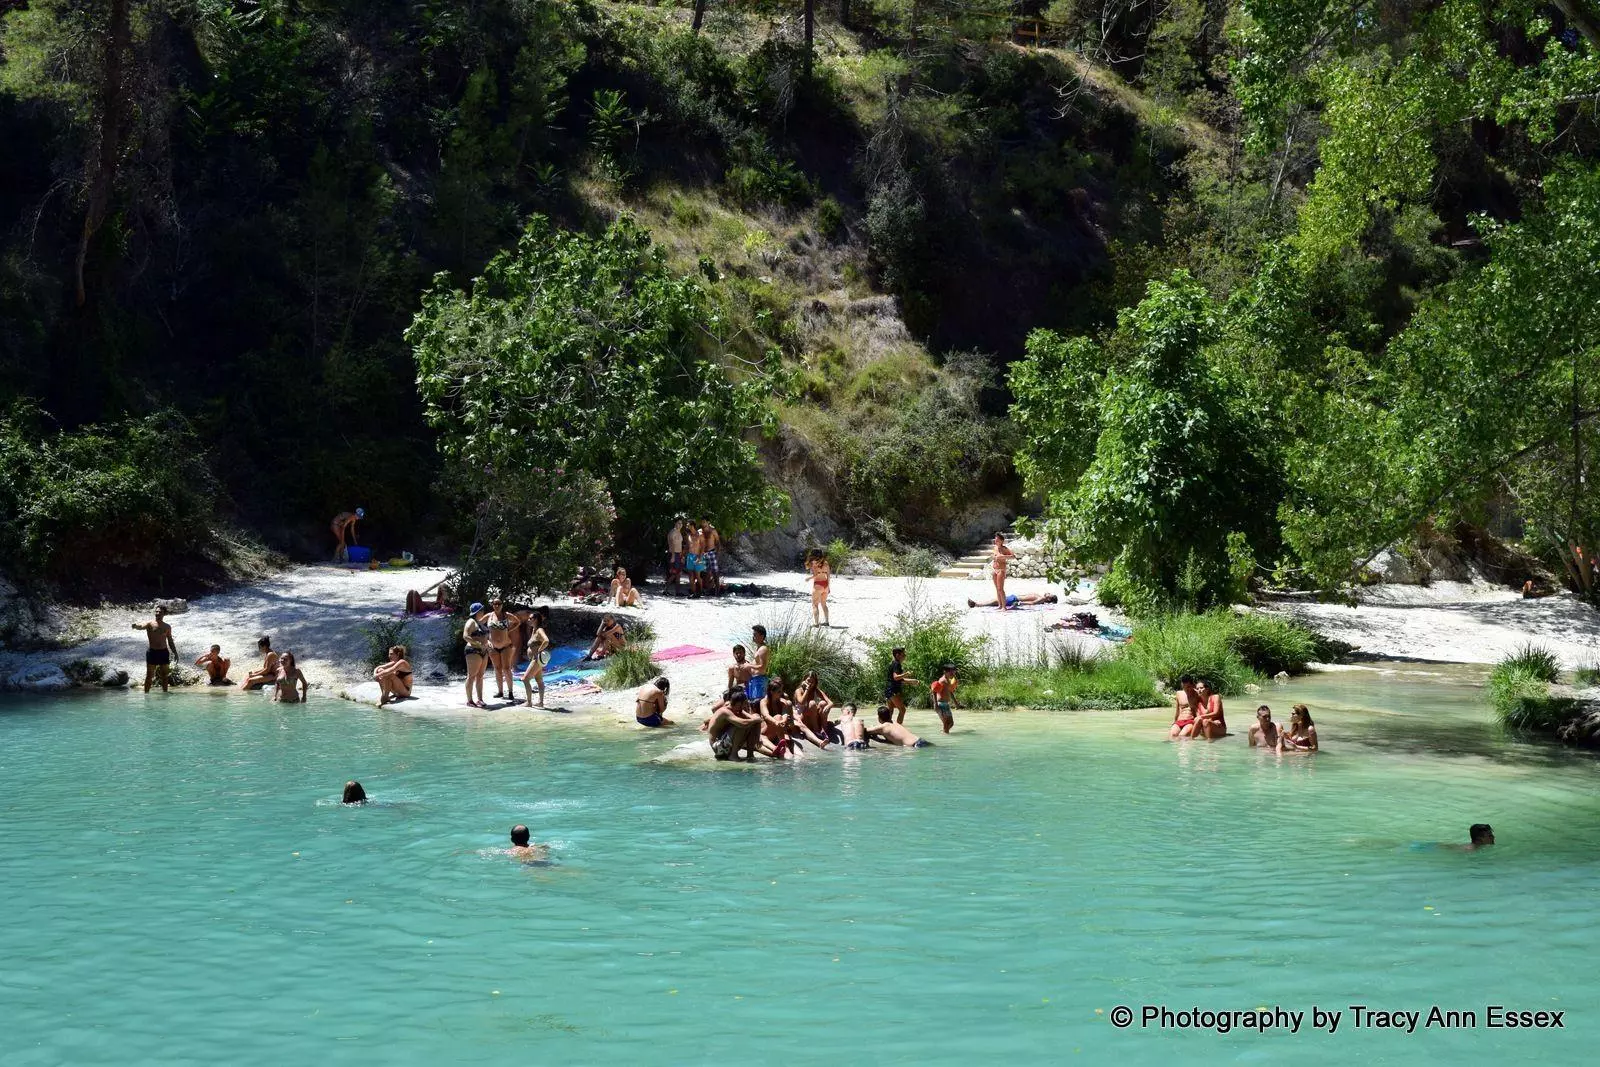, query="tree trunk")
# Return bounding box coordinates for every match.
[840,0,851,28]
[76,0,131,307]
[1552,0,1600,50]
[804,0,815,81]
[692,0,708,33]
